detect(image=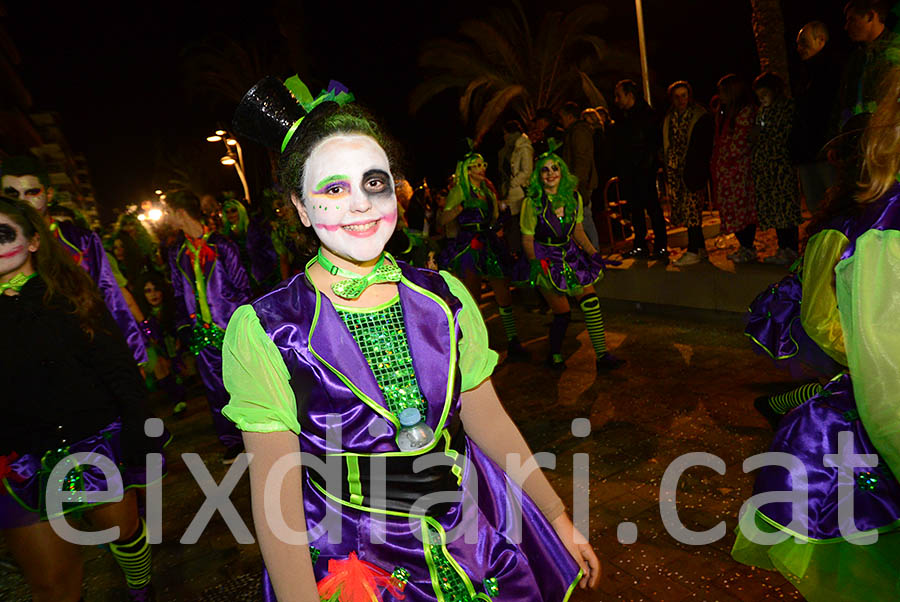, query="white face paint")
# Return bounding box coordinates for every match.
[293,134,397,264]
[0,214,36,283]
[1,175,50,214]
